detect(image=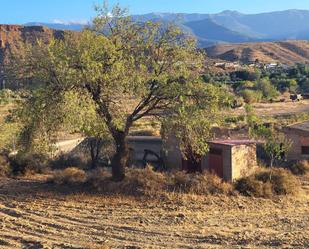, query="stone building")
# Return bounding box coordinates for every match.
[164,138,257,181]
[283,121,309,160]
[62,136,258,182]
